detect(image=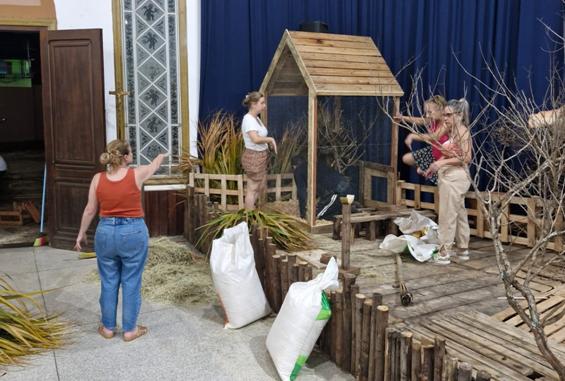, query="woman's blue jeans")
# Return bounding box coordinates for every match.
[95,217,148,332]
